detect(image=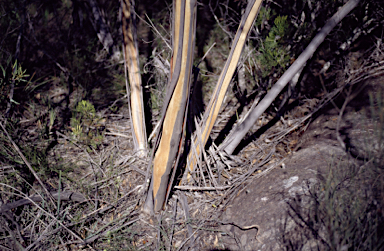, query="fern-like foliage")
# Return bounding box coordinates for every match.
[70,100,105,149]
[258,15,291,78]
